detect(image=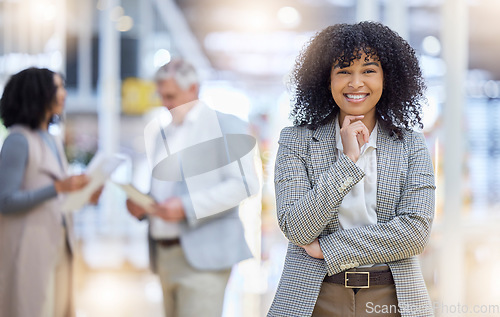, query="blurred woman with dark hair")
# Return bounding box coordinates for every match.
[0,67,100,317]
